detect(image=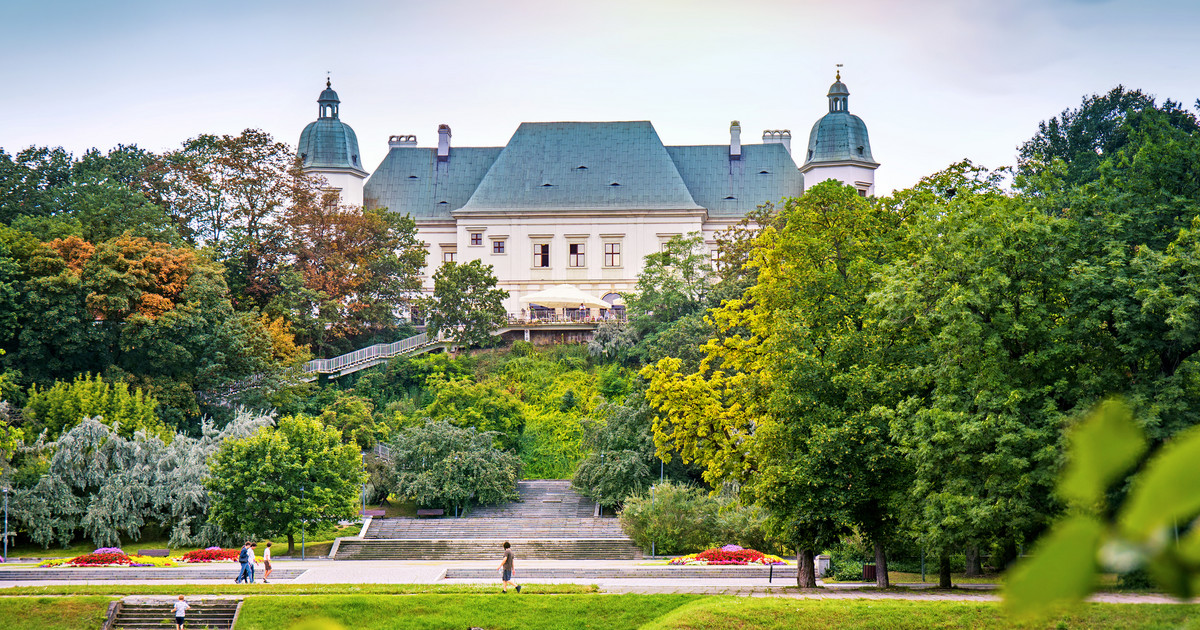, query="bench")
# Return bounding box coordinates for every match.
[360,509,386,517]
[137,549,171,557]
[416,509,445,518]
